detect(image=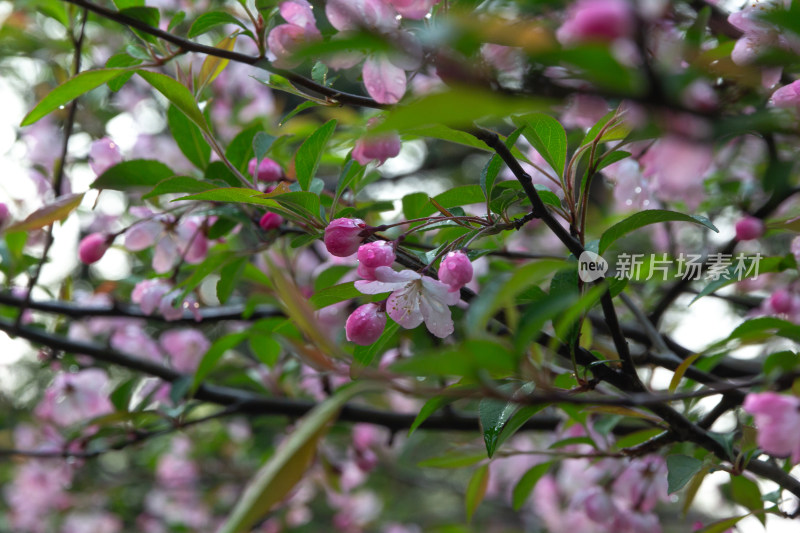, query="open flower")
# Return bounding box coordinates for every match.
[355,266,460,338]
